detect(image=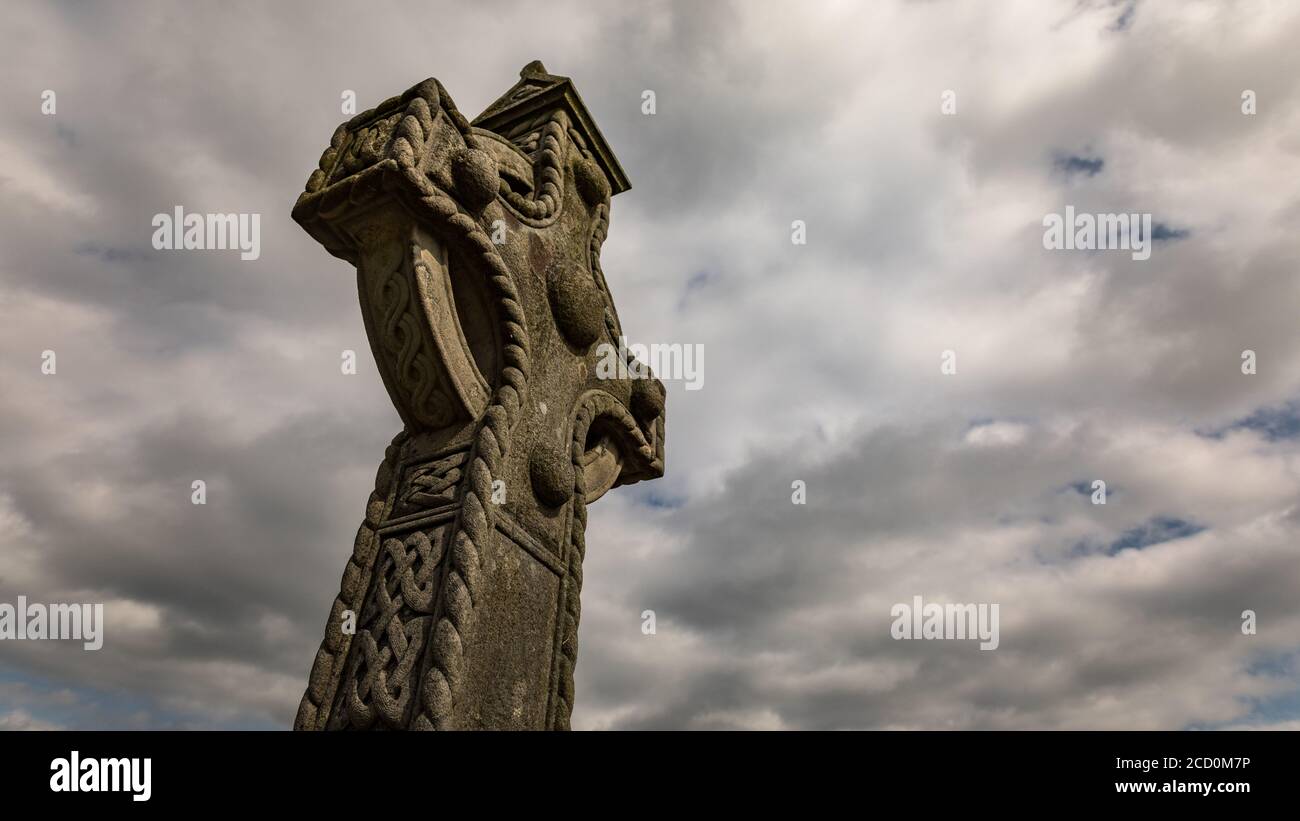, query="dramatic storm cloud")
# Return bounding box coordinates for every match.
[1,0,1298,729]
